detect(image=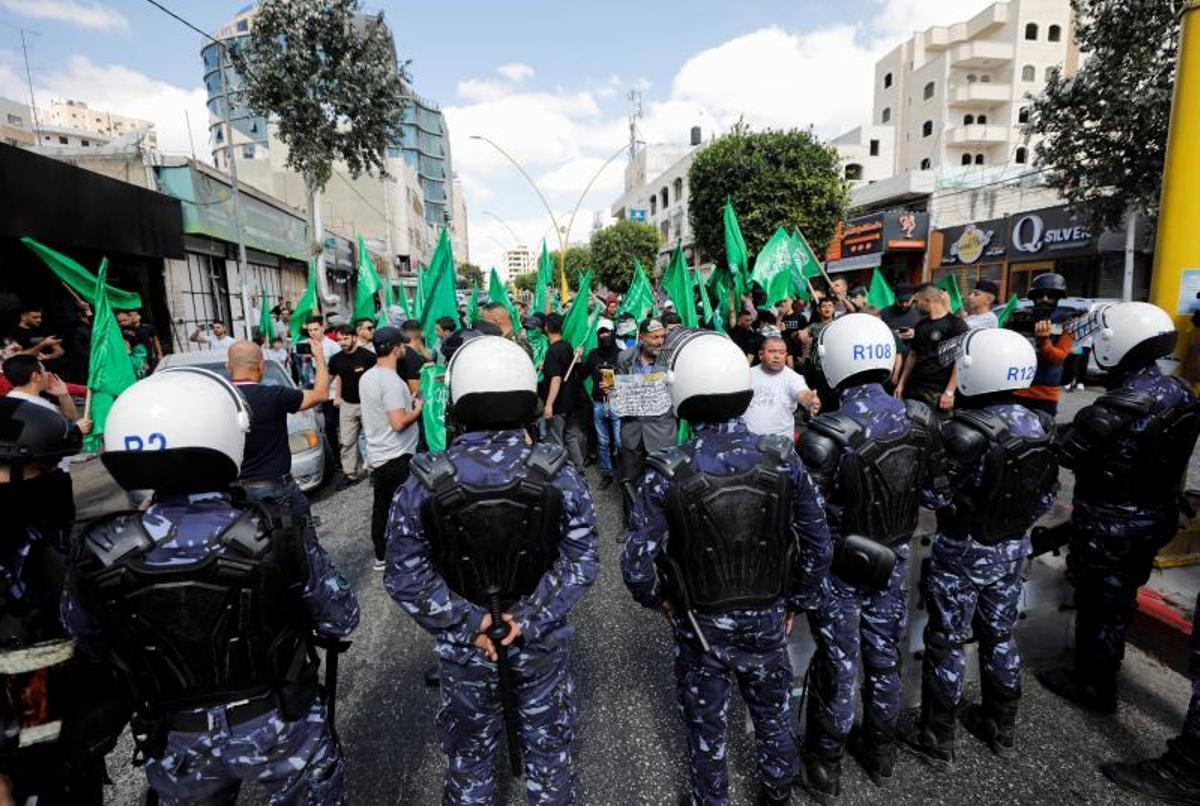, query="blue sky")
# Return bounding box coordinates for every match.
[0,0,989,270]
